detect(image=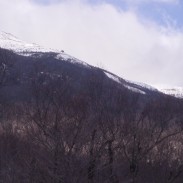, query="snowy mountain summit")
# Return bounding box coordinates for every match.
[0,31,54,54]
[0,31,88,66]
